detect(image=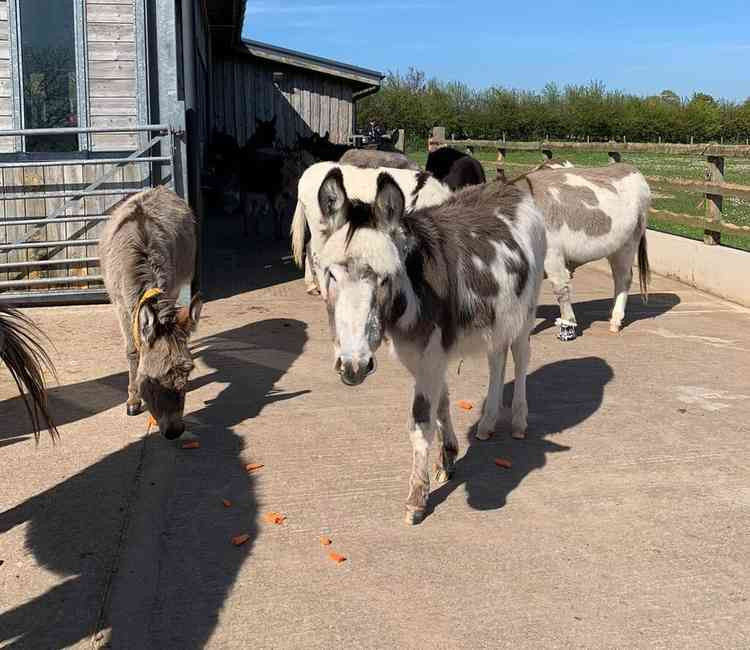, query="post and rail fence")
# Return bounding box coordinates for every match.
[428,126,750,247]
